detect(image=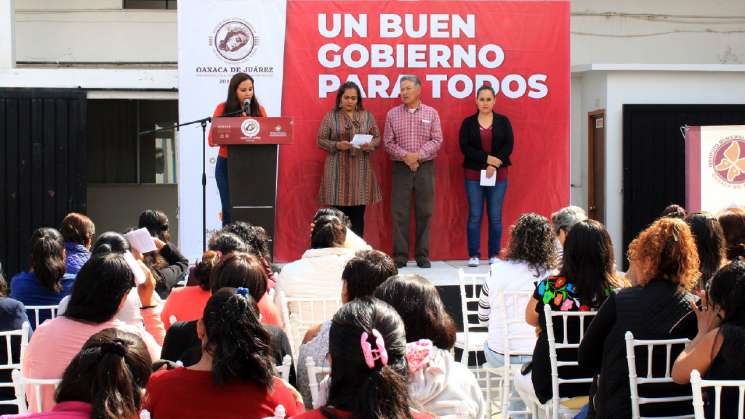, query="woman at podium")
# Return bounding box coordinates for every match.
[317,81,382,237]
[208,72,267,226]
